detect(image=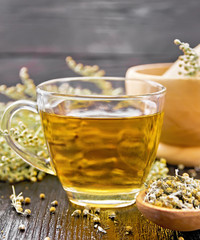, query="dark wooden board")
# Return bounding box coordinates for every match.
[0,0,199,56]
[0,170,200,240]
[0,55,173,85]
[0,174,190,240]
